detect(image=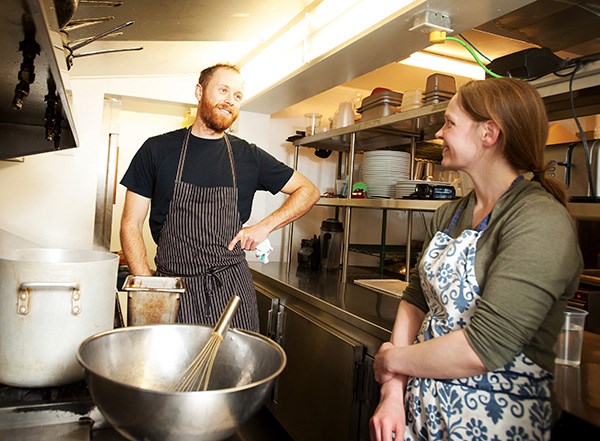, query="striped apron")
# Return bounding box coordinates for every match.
[405,185,553,440]
[154,128,259,332]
